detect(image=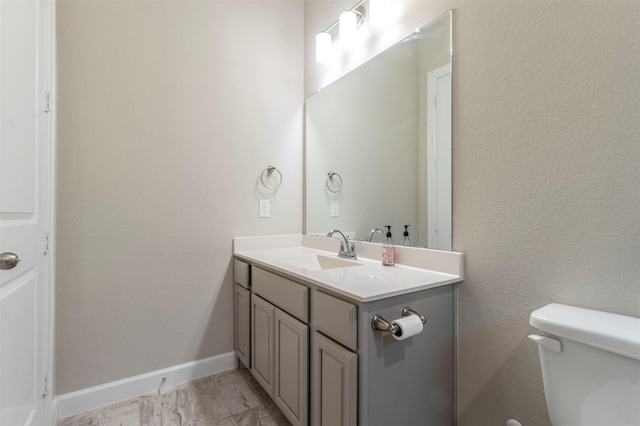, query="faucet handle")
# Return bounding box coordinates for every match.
[348,241,359,259]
